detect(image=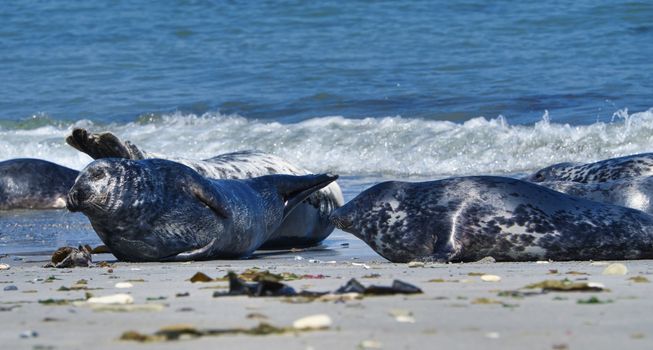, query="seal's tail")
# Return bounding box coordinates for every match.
[66,128,145,160]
